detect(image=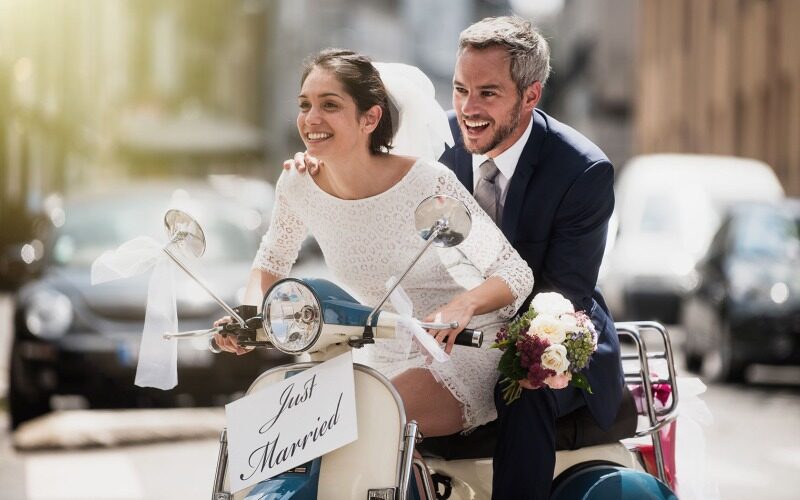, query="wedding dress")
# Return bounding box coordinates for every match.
[253,158,533,430]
